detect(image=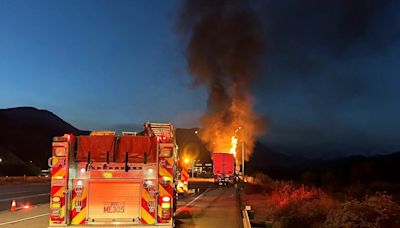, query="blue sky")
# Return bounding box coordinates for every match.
[0,0,206,129]
[1,0,400,158]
